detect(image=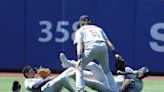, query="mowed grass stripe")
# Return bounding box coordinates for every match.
[142,80,164,92]
[0,77,164,92]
